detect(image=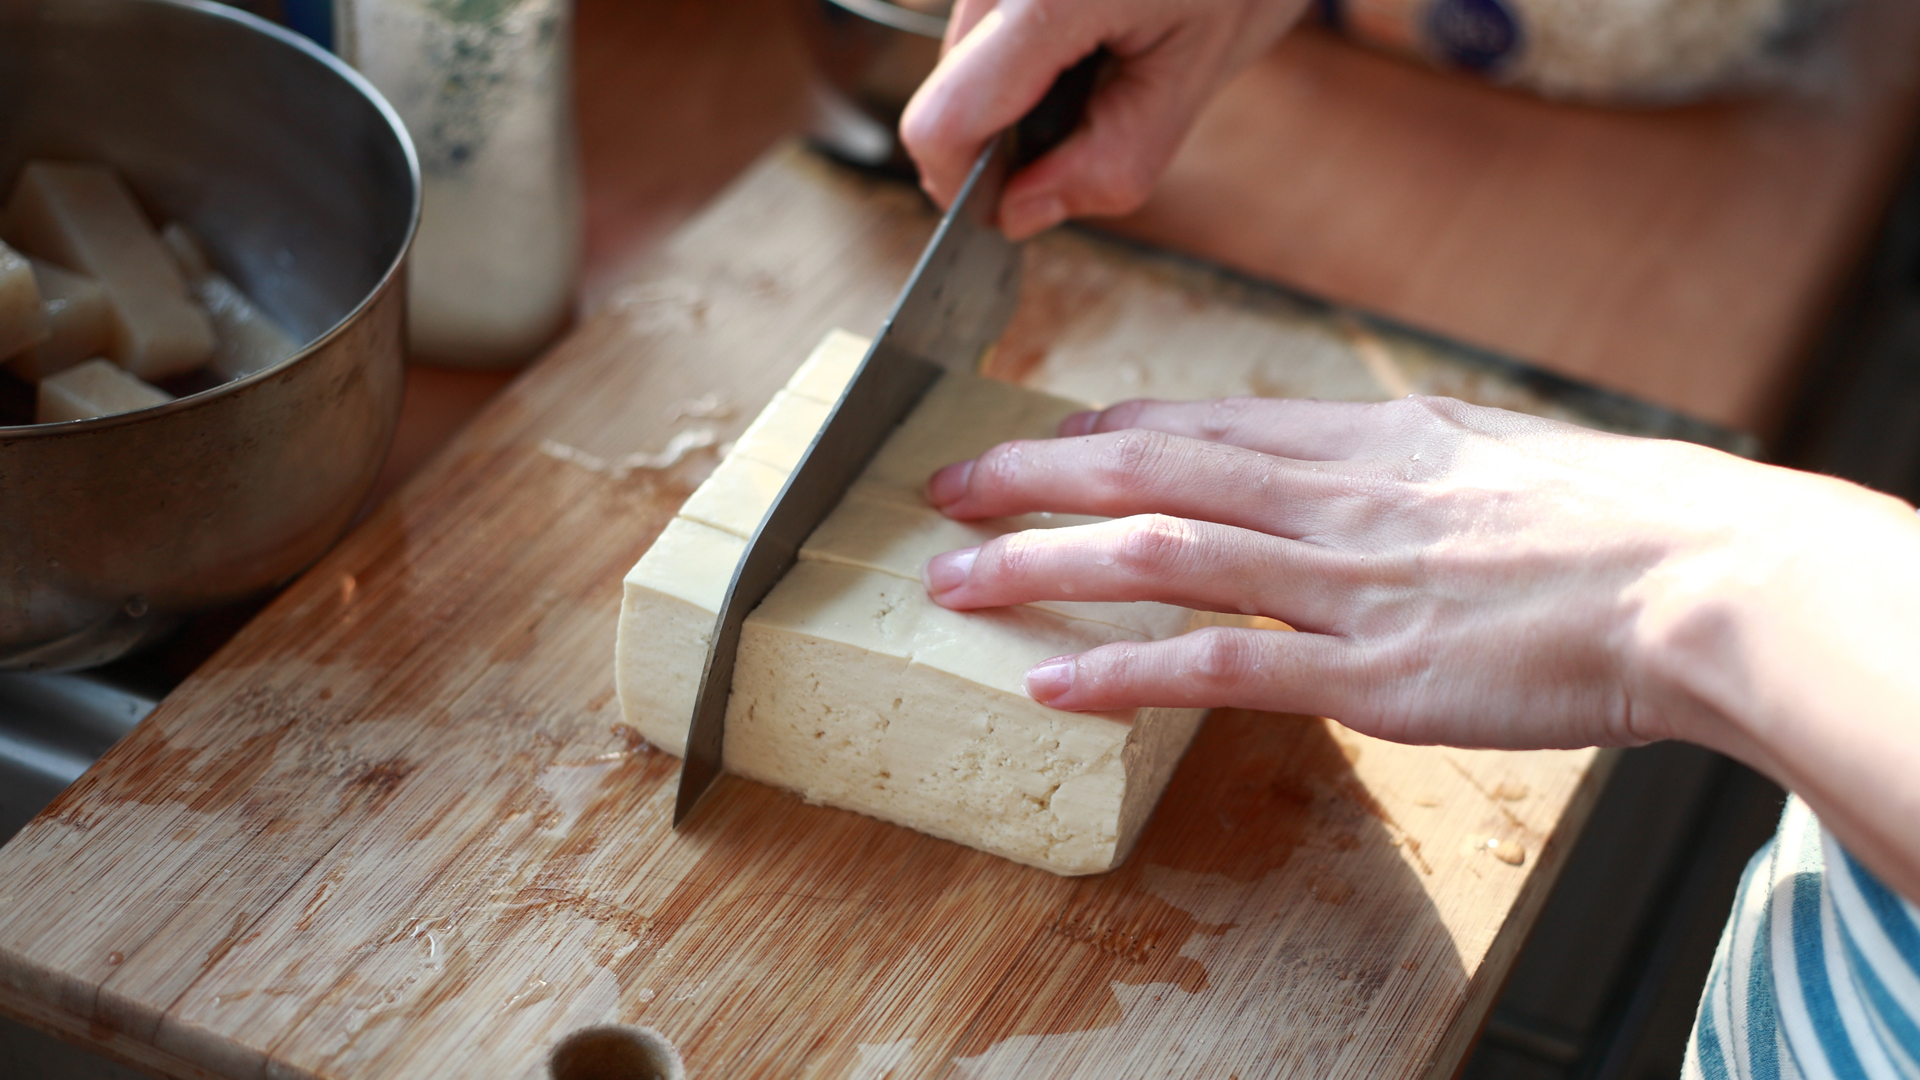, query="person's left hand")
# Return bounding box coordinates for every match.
[914,395,1919,755]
